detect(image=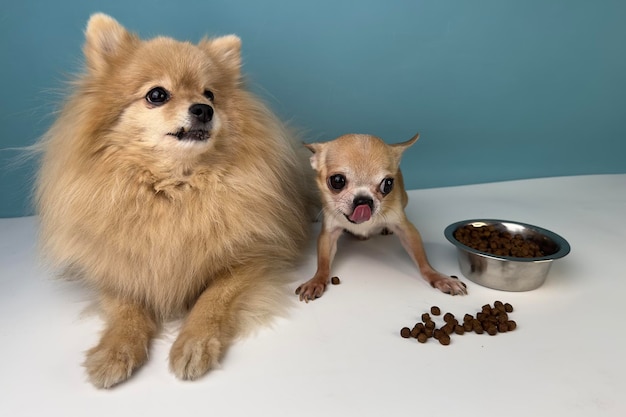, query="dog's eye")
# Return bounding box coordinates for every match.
[203,90,215,101]
[380,178,394,195]
[328,174,346,191]
[146,87,170,105]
